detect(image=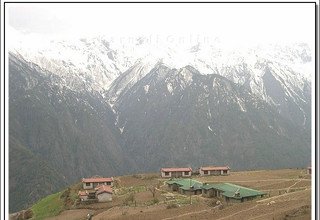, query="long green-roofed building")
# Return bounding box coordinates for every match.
[166,179,203,195]
[166,179,266,202]
[202,182,266,202]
